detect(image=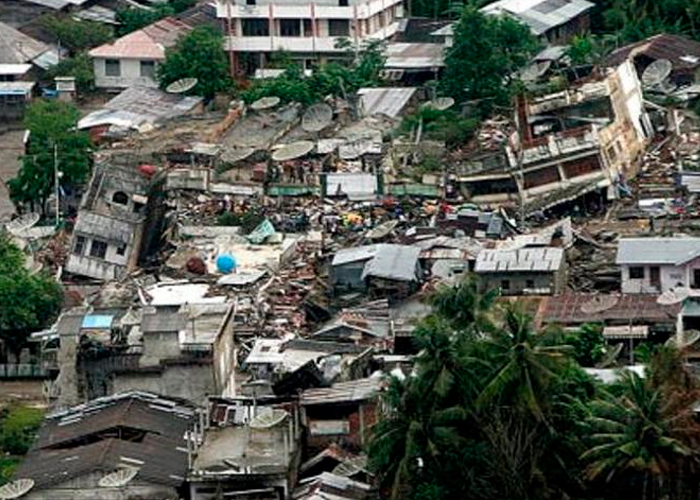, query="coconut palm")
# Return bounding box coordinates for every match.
[476,305,572,420]
[582,369,700,500]
[368,375,465,500]
[428,276,498,335]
